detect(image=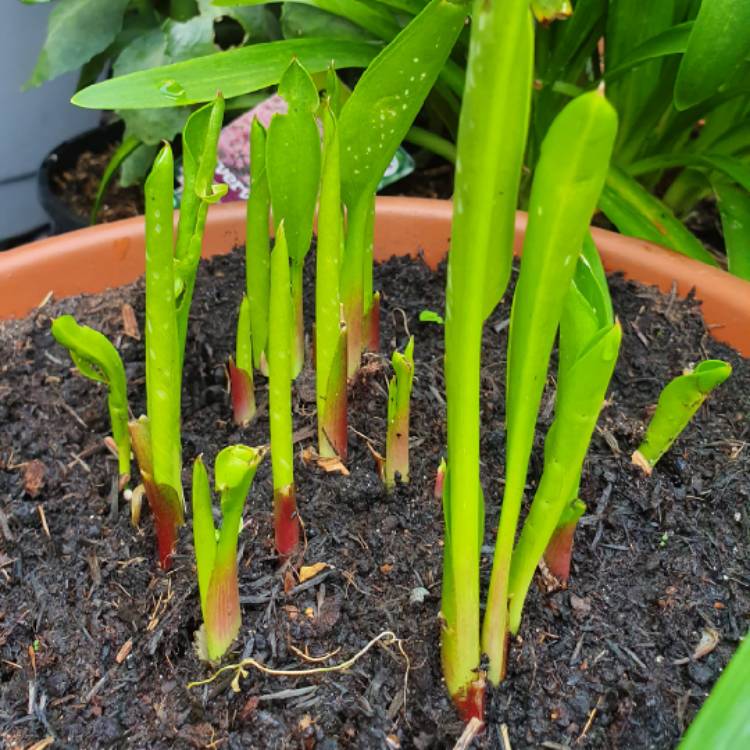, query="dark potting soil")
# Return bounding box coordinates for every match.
[52,145,145,225]
[0,247,748,750]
